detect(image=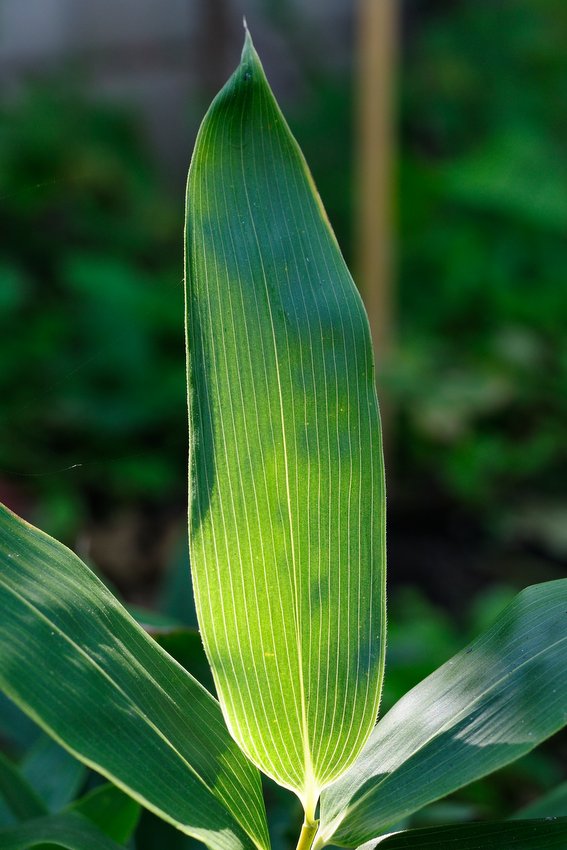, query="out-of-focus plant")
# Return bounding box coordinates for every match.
[0,697,140,849]
[0,85,186,538]
[284,0,567,554]
[391,0,567,542]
